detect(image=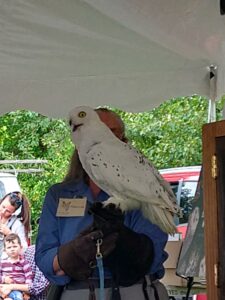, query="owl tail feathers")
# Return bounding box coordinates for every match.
[158,211,178,235]
[143,205,178,235]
